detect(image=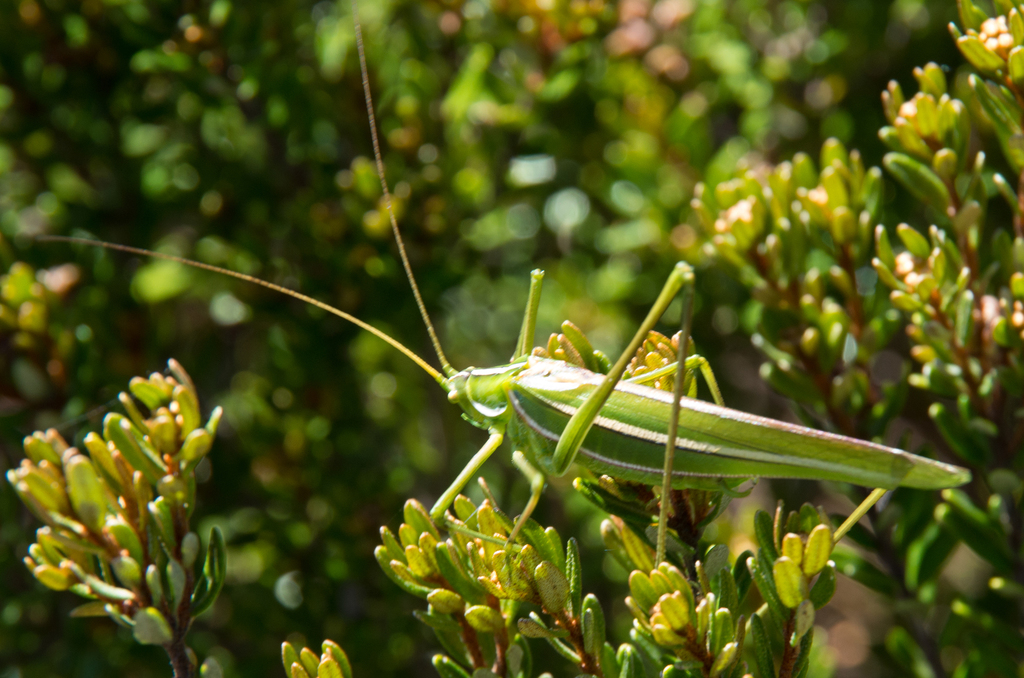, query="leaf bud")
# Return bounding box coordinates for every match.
[828,265,855,300]
[829,206,856,245]
[172,384,201,436]
[281,642,302,674]
[773,556,807,609]
[157,470,187,500]
[148,497,176,547]
[694,593,713,641]
[146,563,164,607]
[181,531,200,568]
[404,545,434,579]
[318,658,343,678]
[625,596,650,628]
[167,558,186,608]
[781,533,804,568]
[710,608,735,655]
[200,658,223,678]
[932,148,958,181]
[517,616,556,638]
[654,591,691,630]
[600,519,626,556]
[130,376,167,410]
[658,563,689,593]
[287,648,317,678]
[427,588,465,615]
[620,523,655,572]
[799,327,820,358]
[650,569,675,597]
[23,432,62,466]
[397,523,418,548]
[464,604,505,633]
[112,554,142,588]
[178,428,212,463]
[453,495,476,521]
[803,524,833,575]
[956,35,1006,74]
[477,503,506,542]
[534,561,569,614]
[710,641,738,677]
[65,455,108,533]
[322,640,353,678]
[404,498,440,541]
[651,623,687,647]
[33,563,75,590]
